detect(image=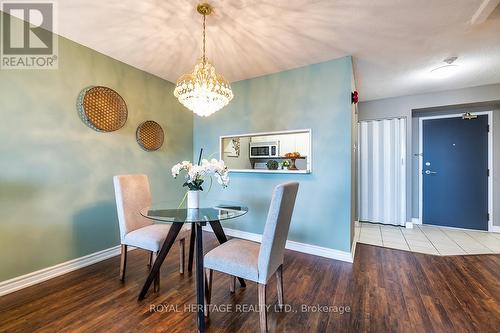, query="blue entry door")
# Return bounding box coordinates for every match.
[422,115,489,230]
